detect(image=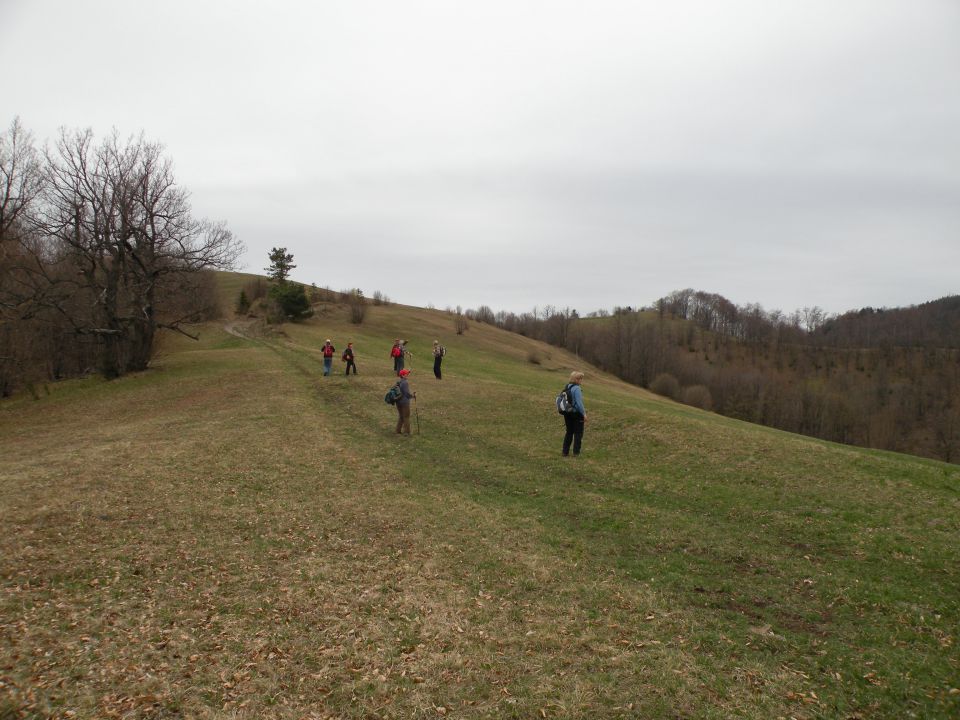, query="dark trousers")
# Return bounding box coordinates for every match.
[394,356,403,374]
[345,359,357,375]
[433,356,442,379]
[562,413,584,456]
